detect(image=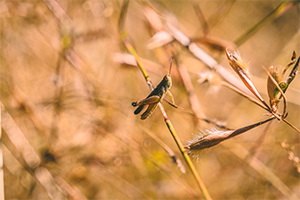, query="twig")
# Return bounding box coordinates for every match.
[2,144,34,191]
[176,62,206,126]
[246,119,273,160]
[2,103,67,199]
[221,81,269,111]
[192,3,208,36]
[261,65,300,133]
[234,0,296,46]
[114,53,231,130]
[223,142,299,199]
[121,33,212,200]
[0,105,4,200]
[163,20,256,99]
[54,176,88,200]
[282,118,300,133]
[35,167,67,200]
[138,124,186,174]
[1,102,41,169]
[112,130,198,198]
[43,0,72,28]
